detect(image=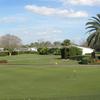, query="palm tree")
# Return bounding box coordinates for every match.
[86,14,100,50]
[61,39,71,46]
